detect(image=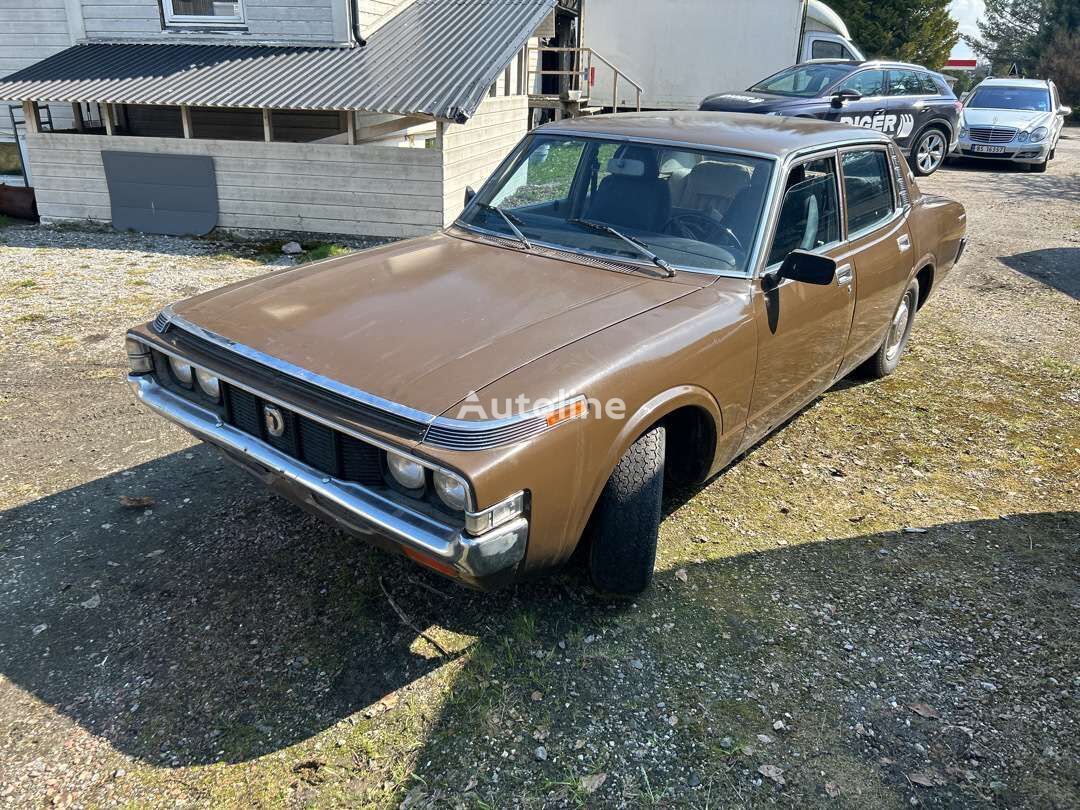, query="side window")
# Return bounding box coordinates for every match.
[842,150,895,234]
[888,69,923,96]
[767,156,841,266]
[812,40,846,59]
[843,70,887,97]
[918,73,941,95]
